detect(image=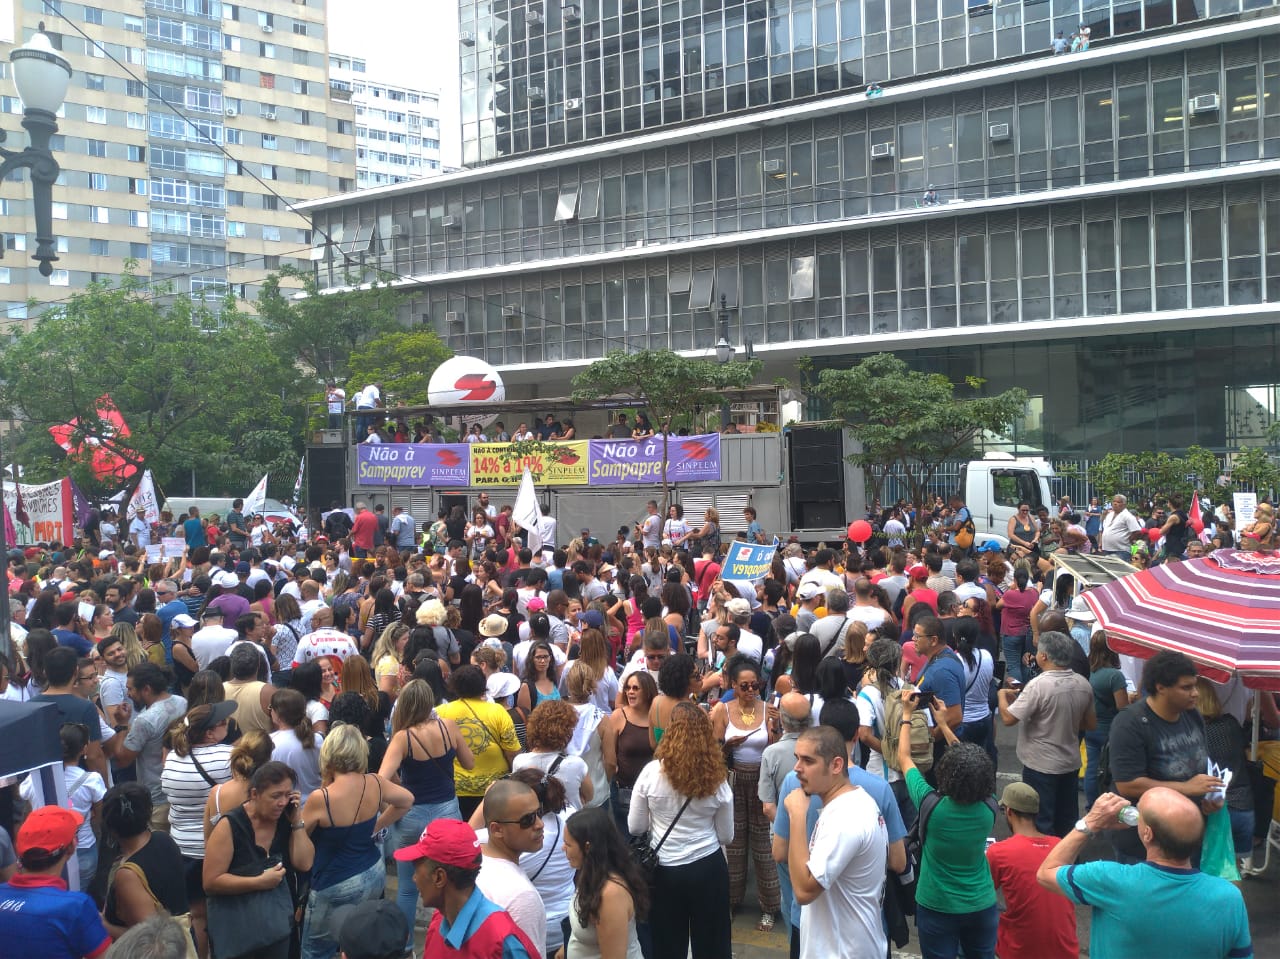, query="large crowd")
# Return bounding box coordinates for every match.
[0,483,1265,959]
